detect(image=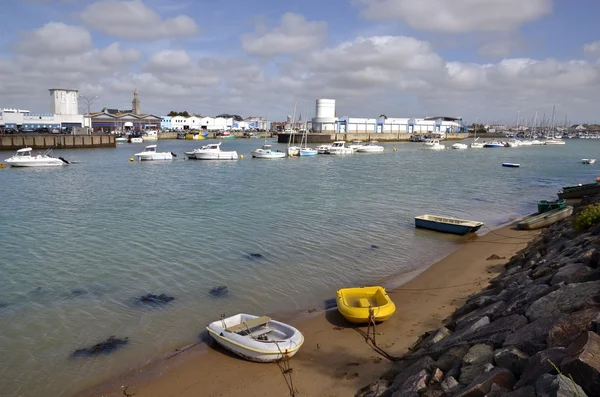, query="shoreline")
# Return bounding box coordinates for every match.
[75,221,540,397]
